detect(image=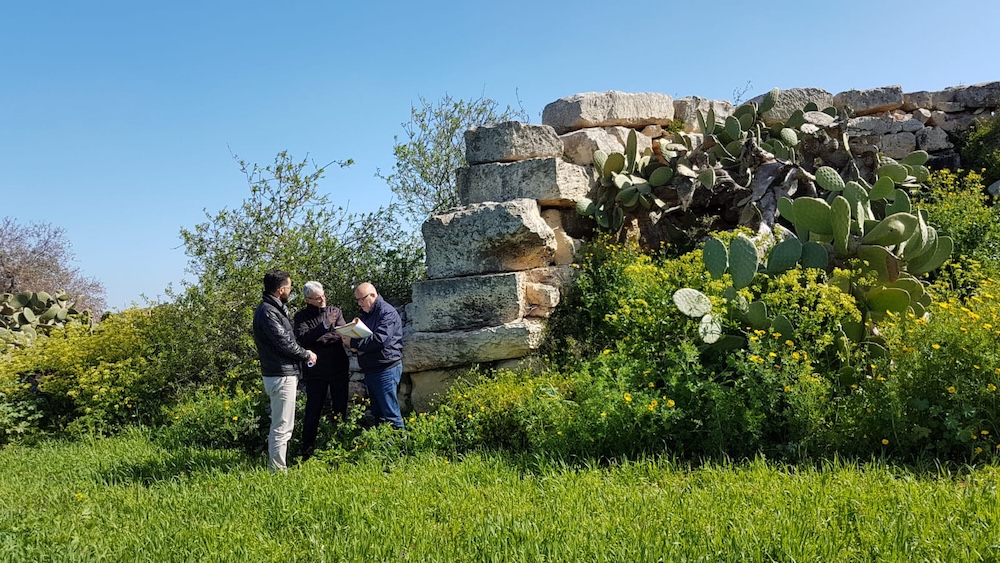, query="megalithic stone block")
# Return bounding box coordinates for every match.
[464,121,563,165]
[455,157,596,207]
[411,272,526,333]
[833,86,904,116]
[422,199,556,279]
[403,319,547,373]
[542,91,675,135]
